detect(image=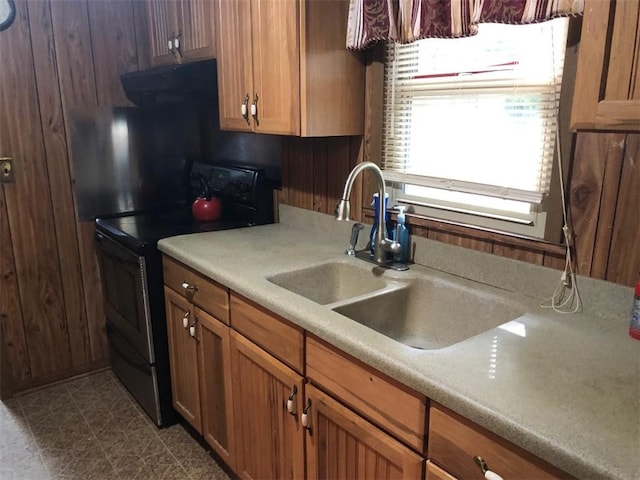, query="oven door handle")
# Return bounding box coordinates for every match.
[96,232,140,267]
[107,323,152,375]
